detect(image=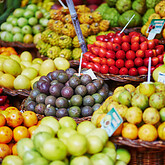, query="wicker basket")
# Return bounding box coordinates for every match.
[111,136,165,165]
[20,98,92,124]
